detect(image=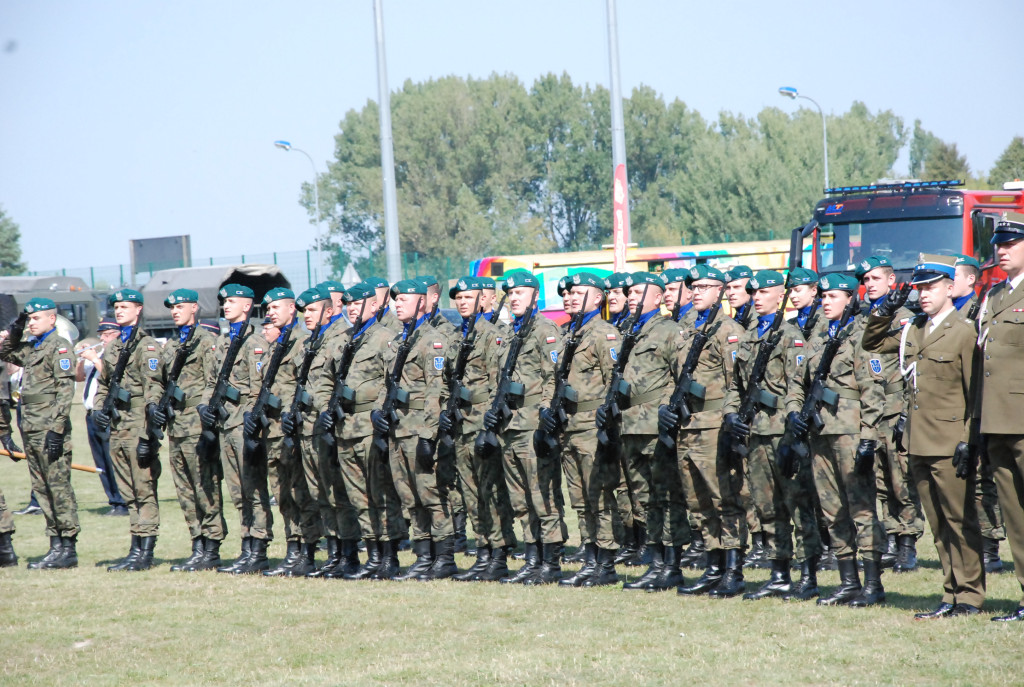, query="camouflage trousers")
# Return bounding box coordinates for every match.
[622,434,690,548]
[563,428,624,550]
[338,433,405,542]
[809,433,885,560]
[976,456,1004,540]
[986,435,1024,600]
[168,435,225,541]
[560,437,587,545]
[220,427,273,540]
[266,435,319,544]
[911,454,986,608]
[876,413,924,538]
[500,429,567,545]
[389,435,452,542]
[110,432,160,536]
[455,431,515,549]
[745,434,822,562]
[437,440,464,516]
[677,426,745,551]
[302,434,359,541]
[21,430,80,538]
[0,488,12,534]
